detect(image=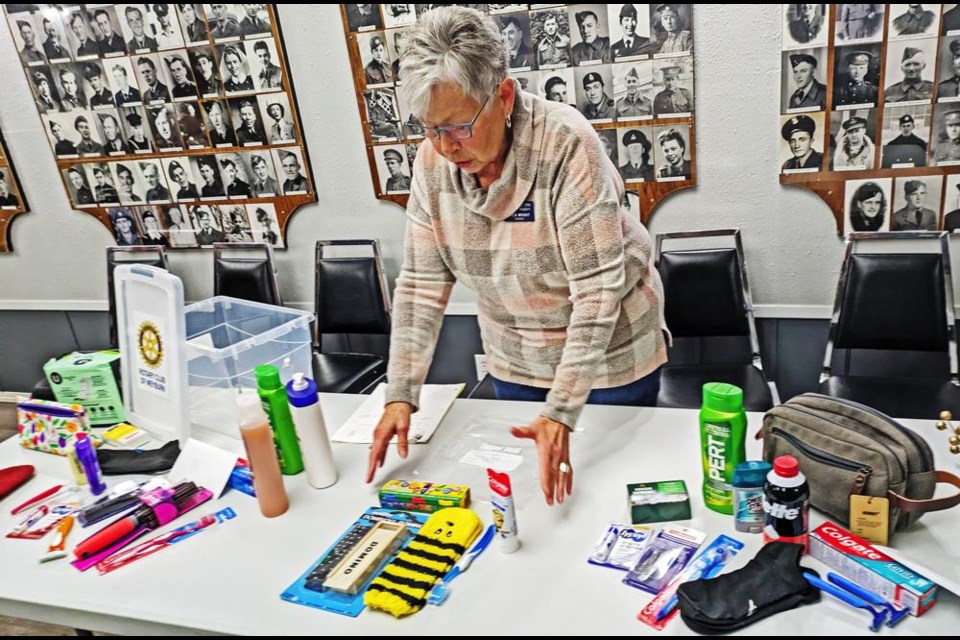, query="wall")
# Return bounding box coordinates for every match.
[0,4,846,314]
